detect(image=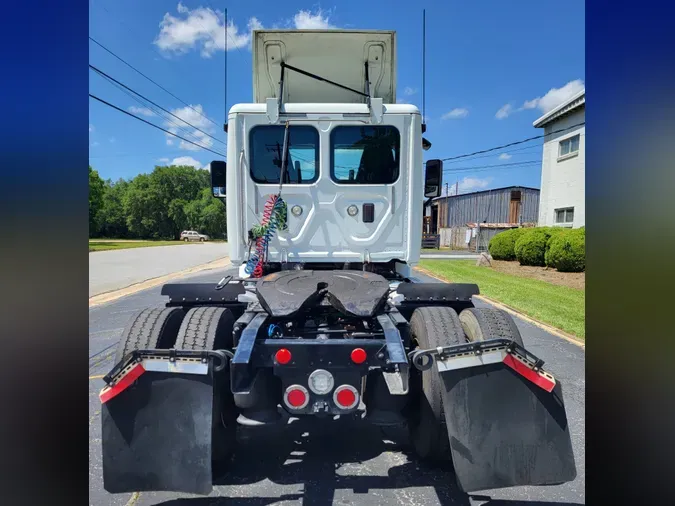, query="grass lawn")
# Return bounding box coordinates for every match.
[418,260,585,339]
[89,240,189,252]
